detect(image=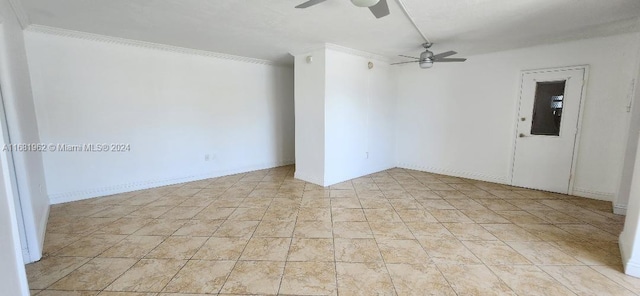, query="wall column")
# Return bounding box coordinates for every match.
[620,131,640,278]
[292,45,395,187]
